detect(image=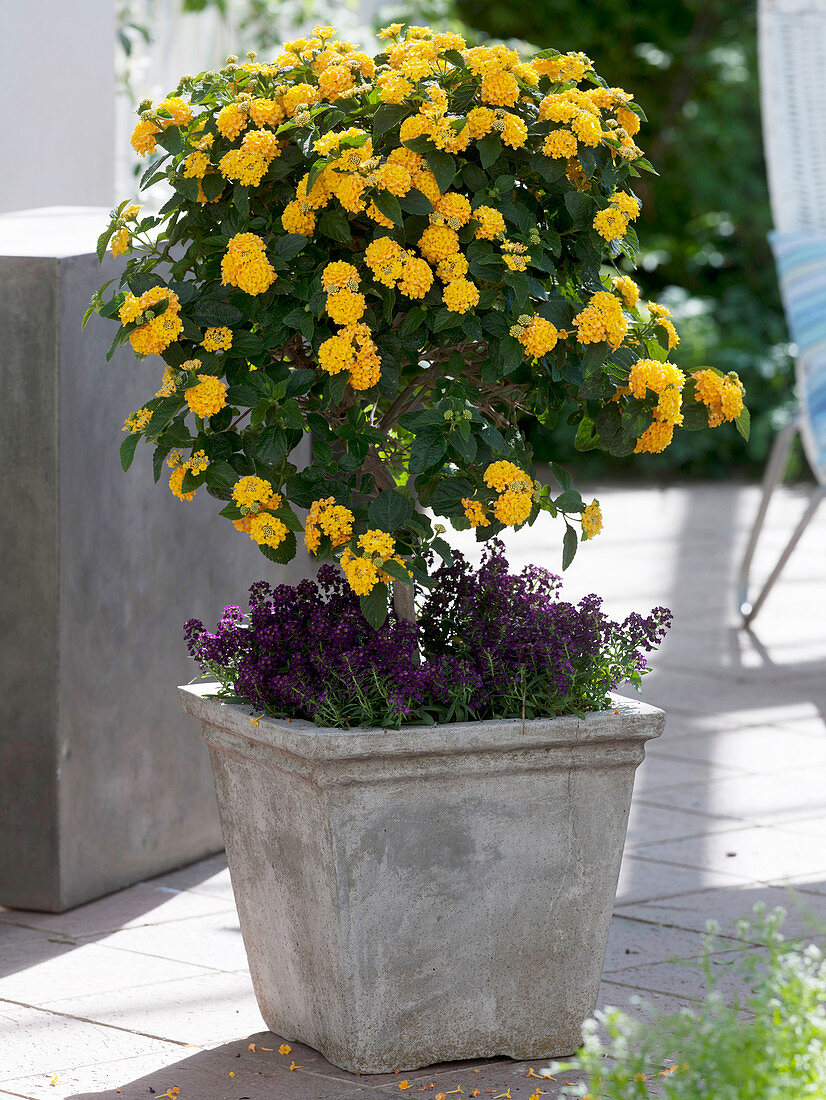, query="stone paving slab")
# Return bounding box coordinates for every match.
[0,1001,189,1082]
[636,823,826,883]
[1,483,825,1099]
[614,883,824,940]
[87,911,250,974]
[40,970,266,1049]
